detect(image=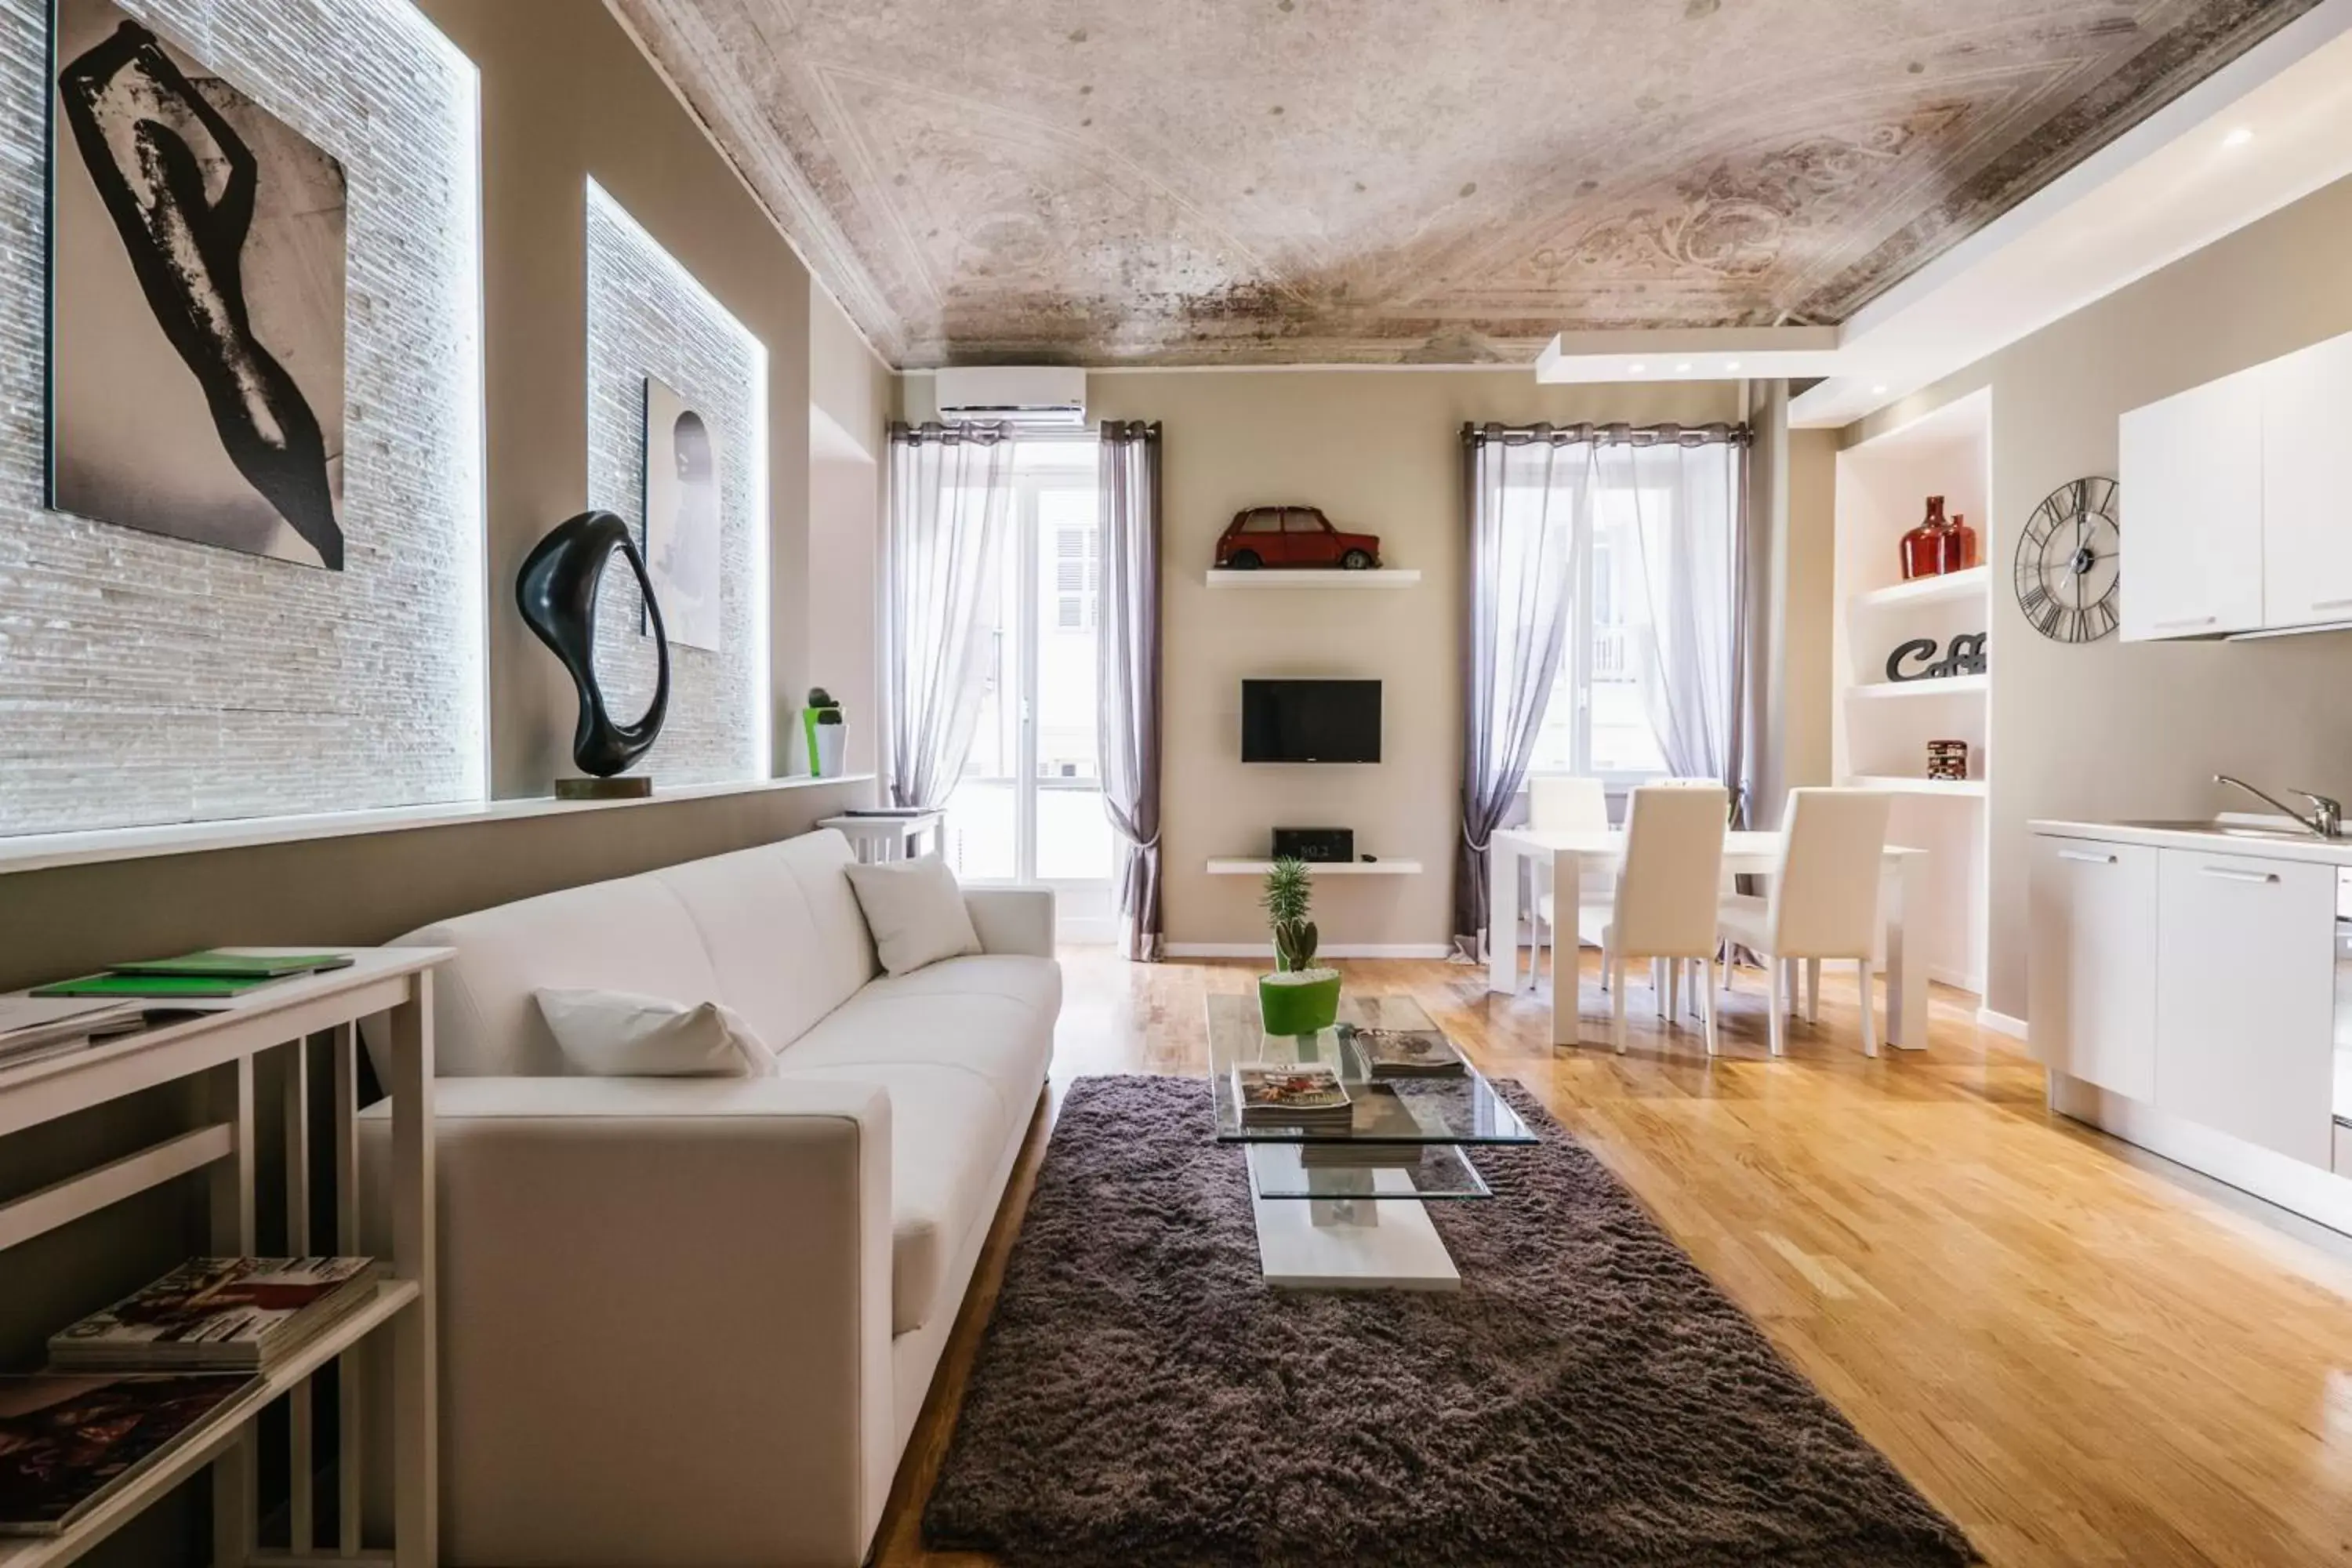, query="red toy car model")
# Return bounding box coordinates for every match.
[1214,506,1381,570]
